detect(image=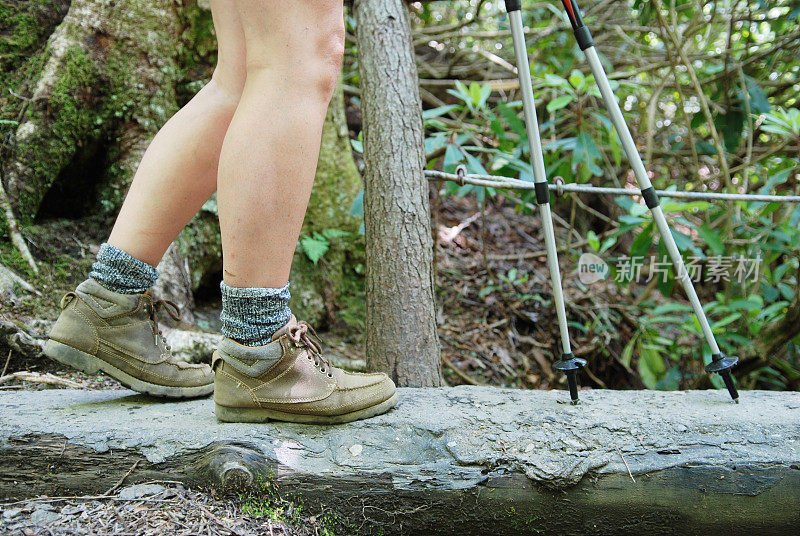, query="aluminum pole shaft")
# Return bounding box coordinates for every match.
[509,9,572,355]
[583,46,721,354]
